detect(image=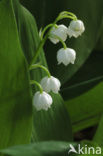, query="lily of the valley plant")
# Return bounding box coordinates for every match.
[29,11,85,111]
